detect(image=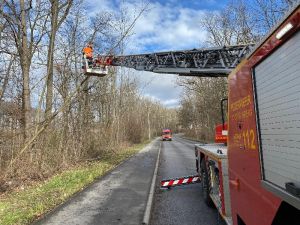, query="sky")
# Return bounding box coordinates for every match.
[86,0,229,108]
